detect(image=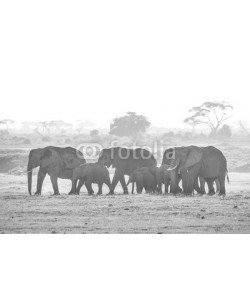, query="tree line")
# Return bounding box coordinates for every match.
[0,101,236,138]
